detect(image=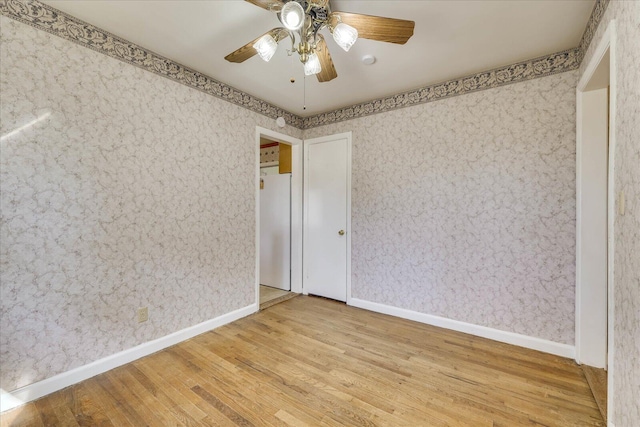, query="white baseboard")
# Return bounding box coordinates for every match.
[0,303,258,413]
[349,298,575,359]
